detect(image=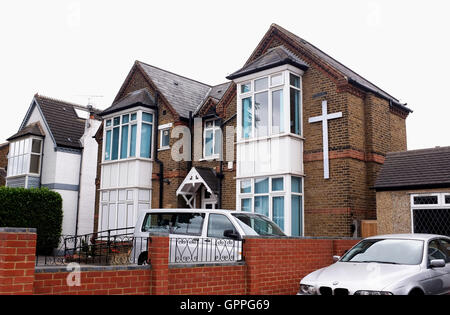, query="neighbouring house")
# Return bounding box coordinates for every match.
[93,23,412,237]
[375,146,450,237]
[5,94,102,236]
[0,142,8,186]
